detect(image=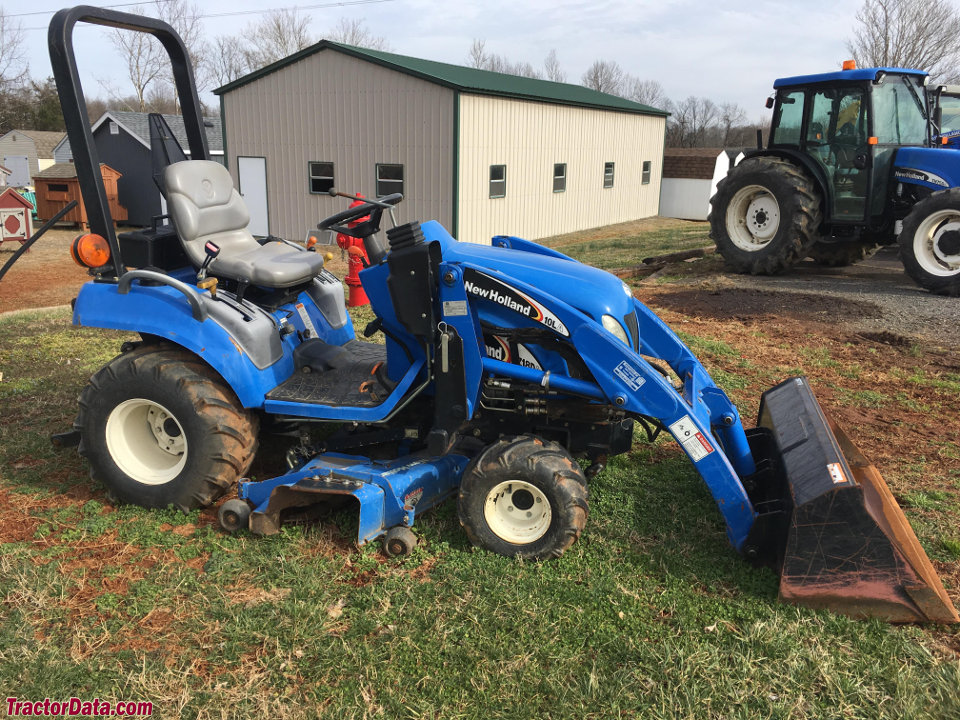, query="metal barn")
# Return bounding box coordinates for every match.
[215,43,667,244]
